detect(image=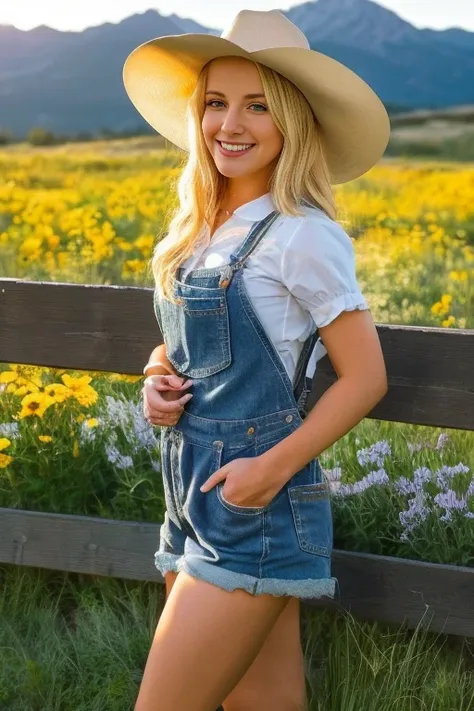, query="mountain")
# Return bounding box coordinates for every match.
[0,0,474,138]
[167,14,220,36]
[283,0,474,107]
